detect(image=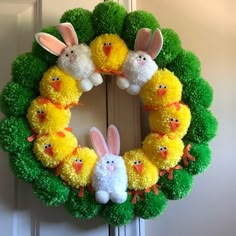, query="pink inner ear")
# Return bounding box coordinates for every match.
[134,28,151,52]
[58,23,78,46]
[147,29,163,59]
[107,125,120,155]
[90,128,109,157]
